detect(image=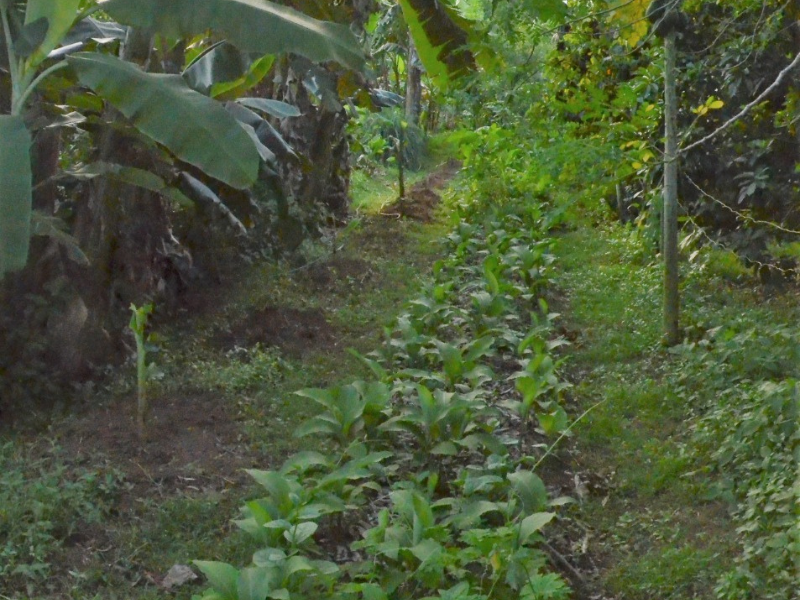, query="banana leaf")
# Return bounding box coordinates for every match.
[101,0,365,71]
[23,0,81,66]
[68,52,260,189]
